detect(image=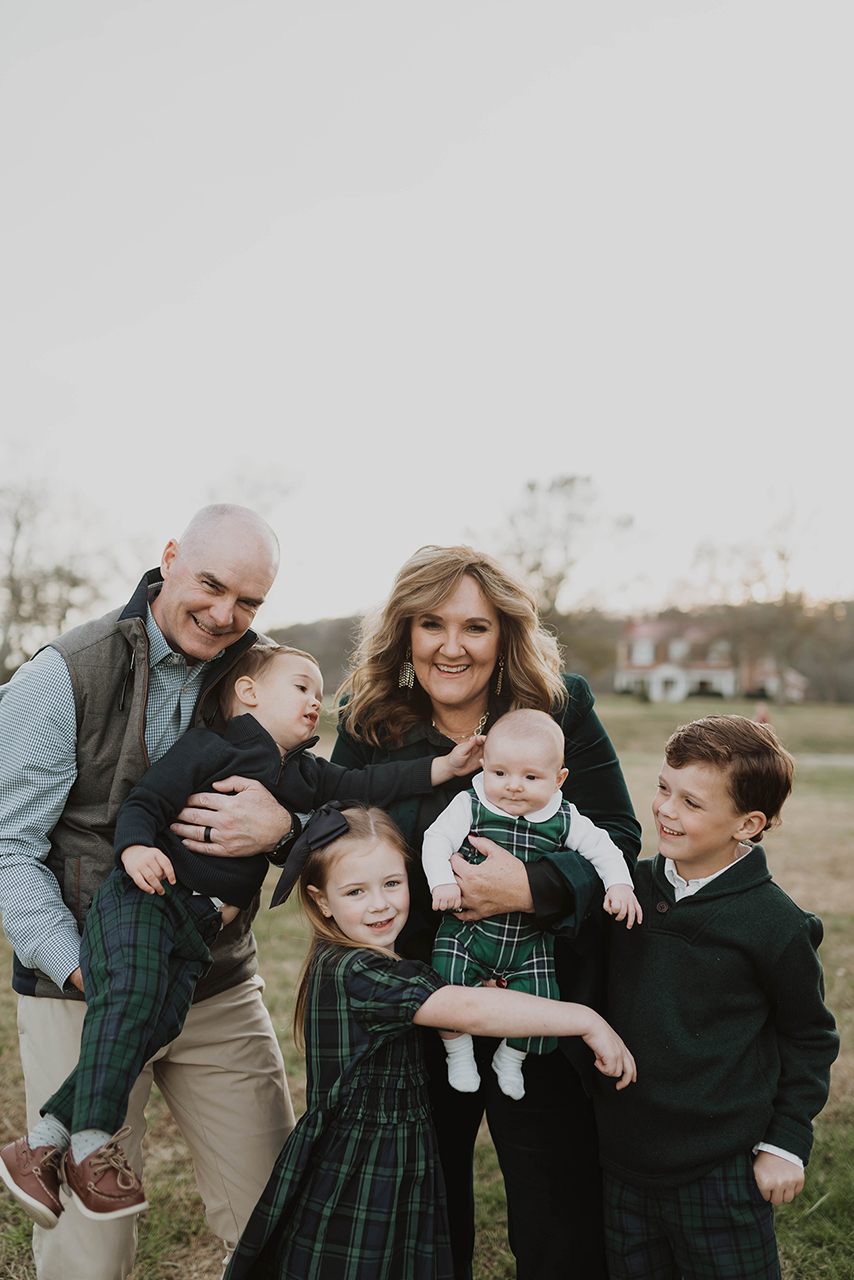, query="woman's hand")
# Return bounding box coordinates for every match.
[170,776,291,856]
[450,836,534,921]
